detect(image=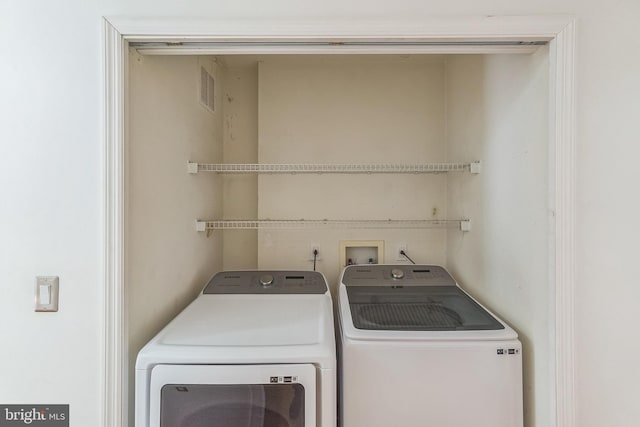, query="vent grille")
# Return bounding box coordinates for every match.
[200,67,215,113]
